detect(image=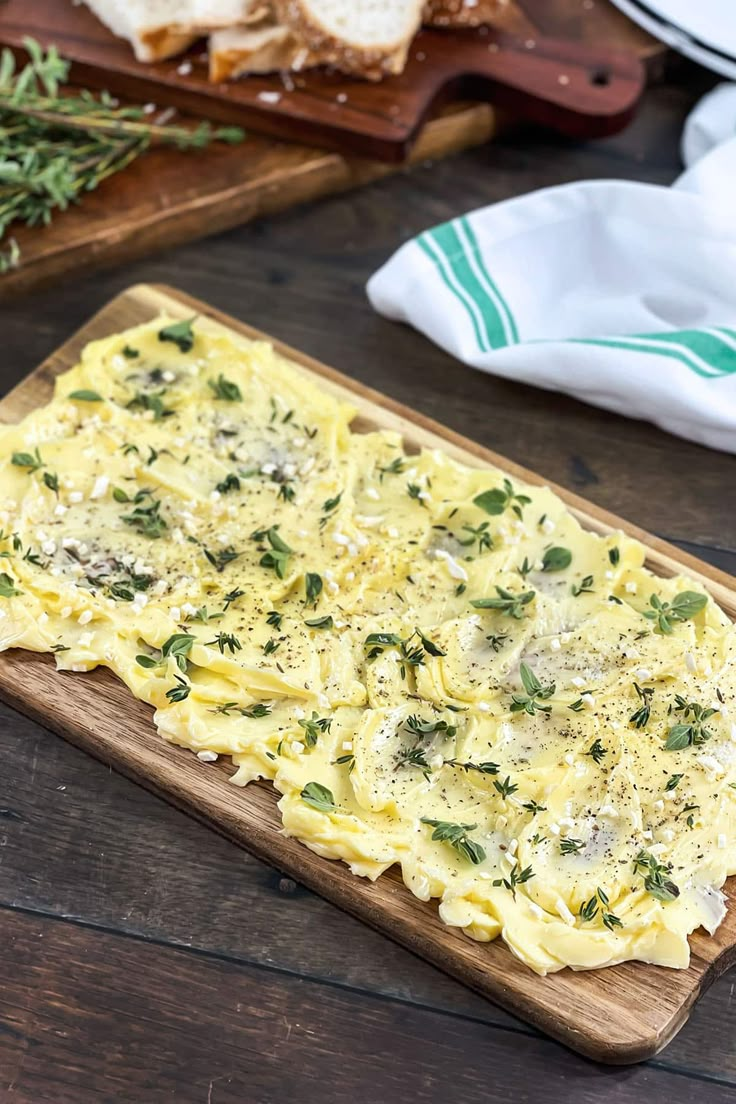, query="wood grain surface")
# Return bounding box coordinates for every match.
[1,282,734,1066]
[1,0,647,161]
